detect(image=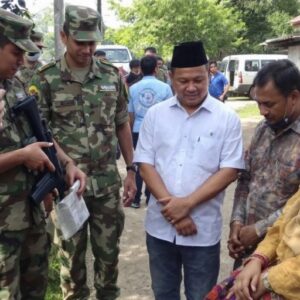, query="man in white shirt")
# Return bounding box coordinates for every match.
[134,41,245,300]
